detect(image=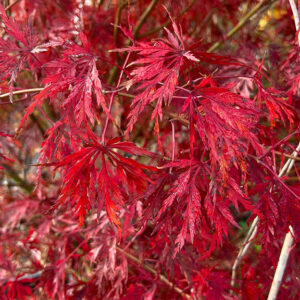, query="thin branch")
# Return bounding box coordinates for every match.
[171,120,175,162]
[231,218,258,286]
[108,0,158,84]
[5,245,191,298]
[2,163,34,193]
[101,53,131,144]
[117,91,135,98]
[0,88,43,98]
[208,0,273,53]
[259,129,300,160]
[274,150,300,161]
[18,270,43,281]
[108,0,272,85]
[169,120,176,174]
[116,246,191,299]
[137,0,196,38]
[278,142,300,177]
[284,176,300,182]
[113,1,127,47]
[30,111,47,136]
[5,0,21,11]
[132,0,159,38]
